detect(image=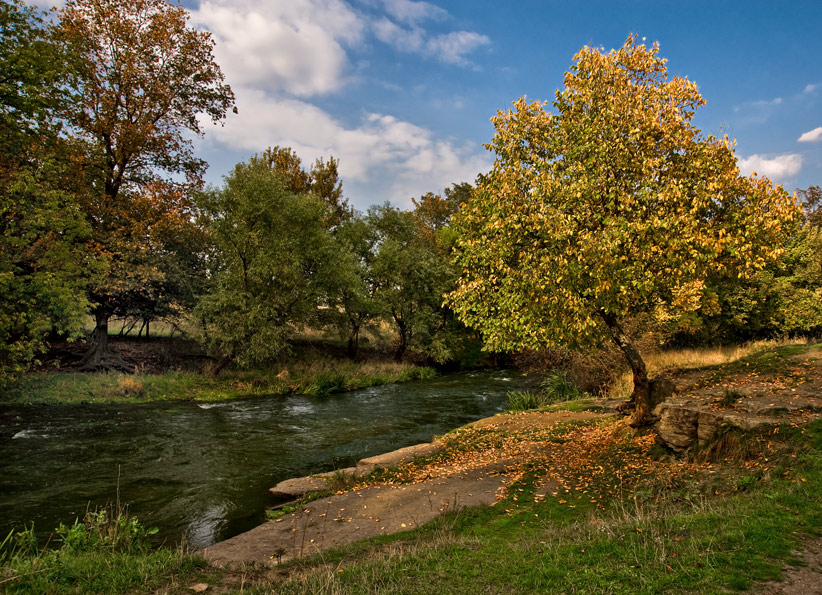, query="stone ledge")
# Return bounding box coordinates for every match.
[269,440,442,500]
[357,441,442,469]
[269,465,376,499]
